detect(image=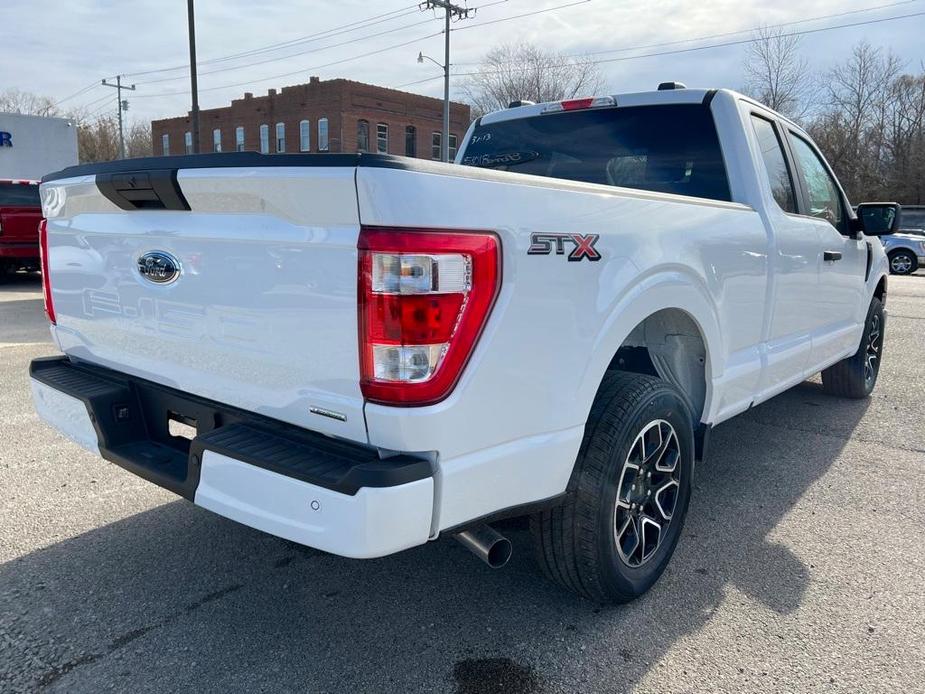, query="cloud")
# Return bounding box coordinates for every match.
[4,0,922,123]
